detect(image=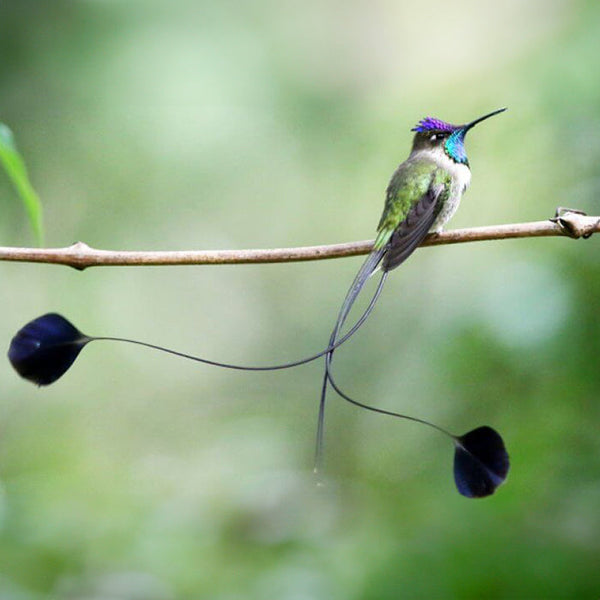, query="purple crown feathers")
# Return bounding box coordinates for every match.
[411,117,457,133]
